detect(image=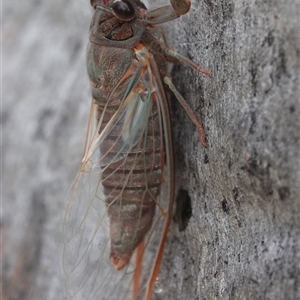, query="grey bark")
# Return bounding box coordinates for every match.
[2,0,299,300]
